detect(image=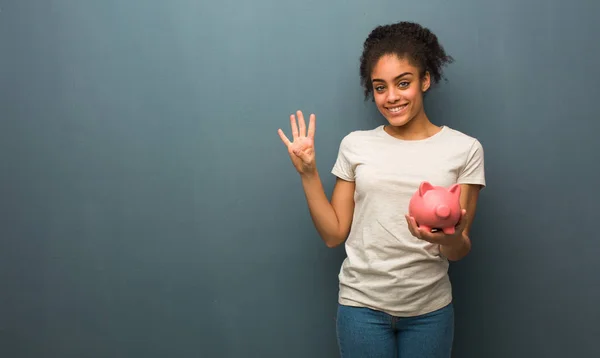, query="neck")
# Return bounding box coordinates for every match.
[384,110,440,140]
